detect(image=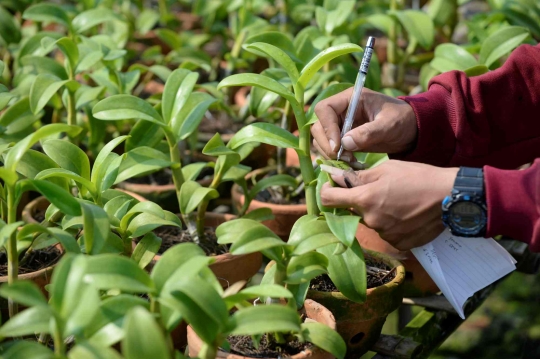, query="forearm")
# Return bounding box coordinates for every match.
[485,159,540,251]
[395,44,540,169]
